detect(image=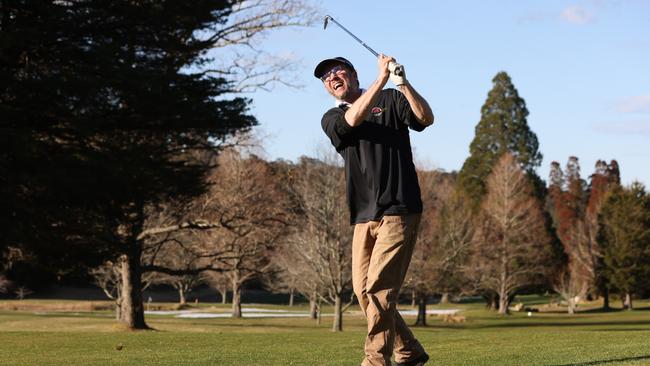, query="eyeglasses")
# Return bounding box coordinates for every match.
[320,65,346,82]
